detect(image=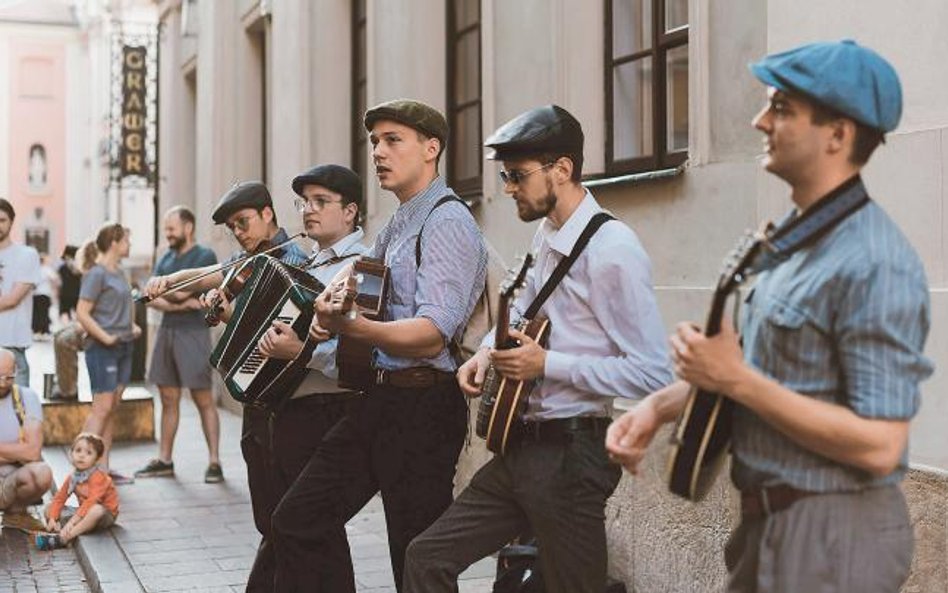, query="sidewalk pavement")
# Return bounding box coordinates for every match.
[26,338,496,592]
